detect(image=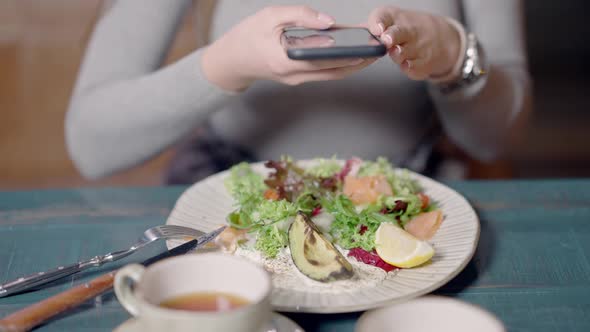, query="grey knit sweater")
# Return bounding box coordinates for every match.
[66,0,531,180]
